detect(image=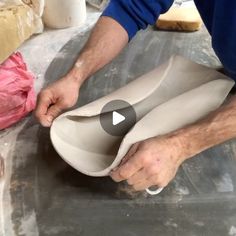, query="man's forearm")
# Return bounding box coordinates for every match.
[173,95,236,161]
[67,16,129,86]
